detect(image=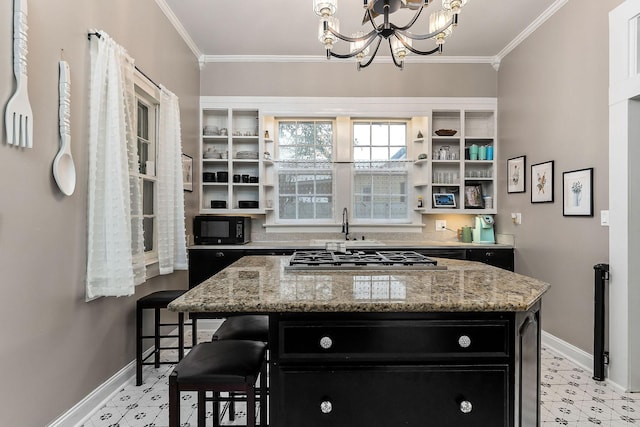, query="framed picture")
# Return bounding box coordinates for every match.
[563,167,593,216]
[182,153,193,192]
[531,161,554,203]
[507,156,526,193]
